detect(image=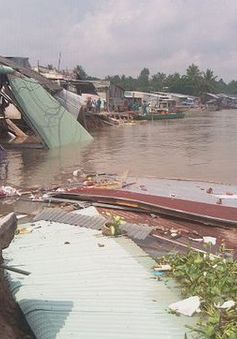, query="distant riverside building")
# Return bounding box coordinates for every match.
[91,80,125,111]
